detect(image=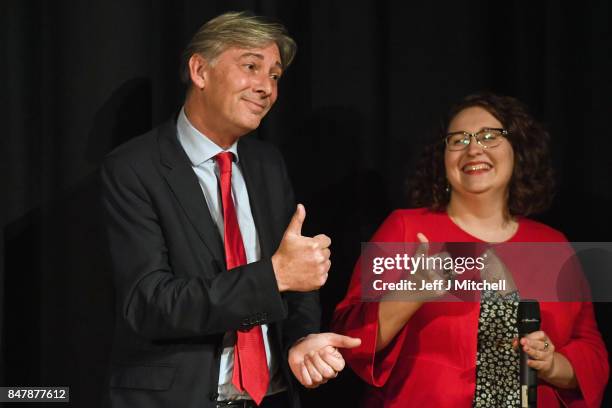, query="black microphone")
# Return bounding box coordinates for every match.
[518,300,541,408]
